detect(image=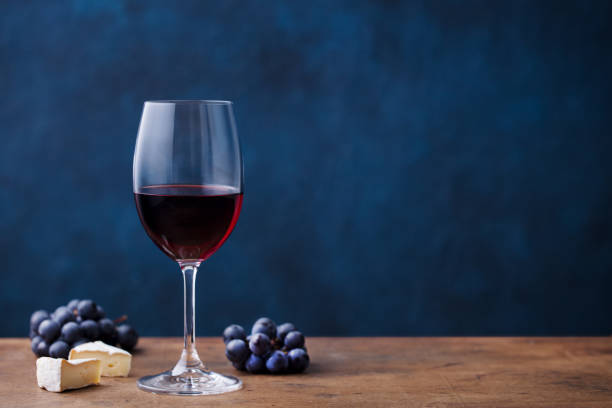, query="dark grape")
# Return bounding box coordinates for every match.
[265,350,288,373]
[117,324,138,350]
[71,338,88,348]
[36,340,50,357]
[252,323,275,339]
[98,318,114,333]
[232,361,246,371]
[76,315,83,323]
[99,318,118,345]
[61,321,80,344]
[79,320,99,340]
[288,348,309,373]
[77,300,97,320]
[254,317,276,329]
[53,307,76,326]
[284,331,305,350]
[277,323,296,342]
[223,324,246,344]
[249,333,271,356]
[31,336,43,356]
[252,317,276,339]
[38,319,60,343]
[95,305,105,320]
[67,299,80,312]
[49,340,70,359]
[245,354,266,373]
[30,310,49,332]
[225,339,250,364]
